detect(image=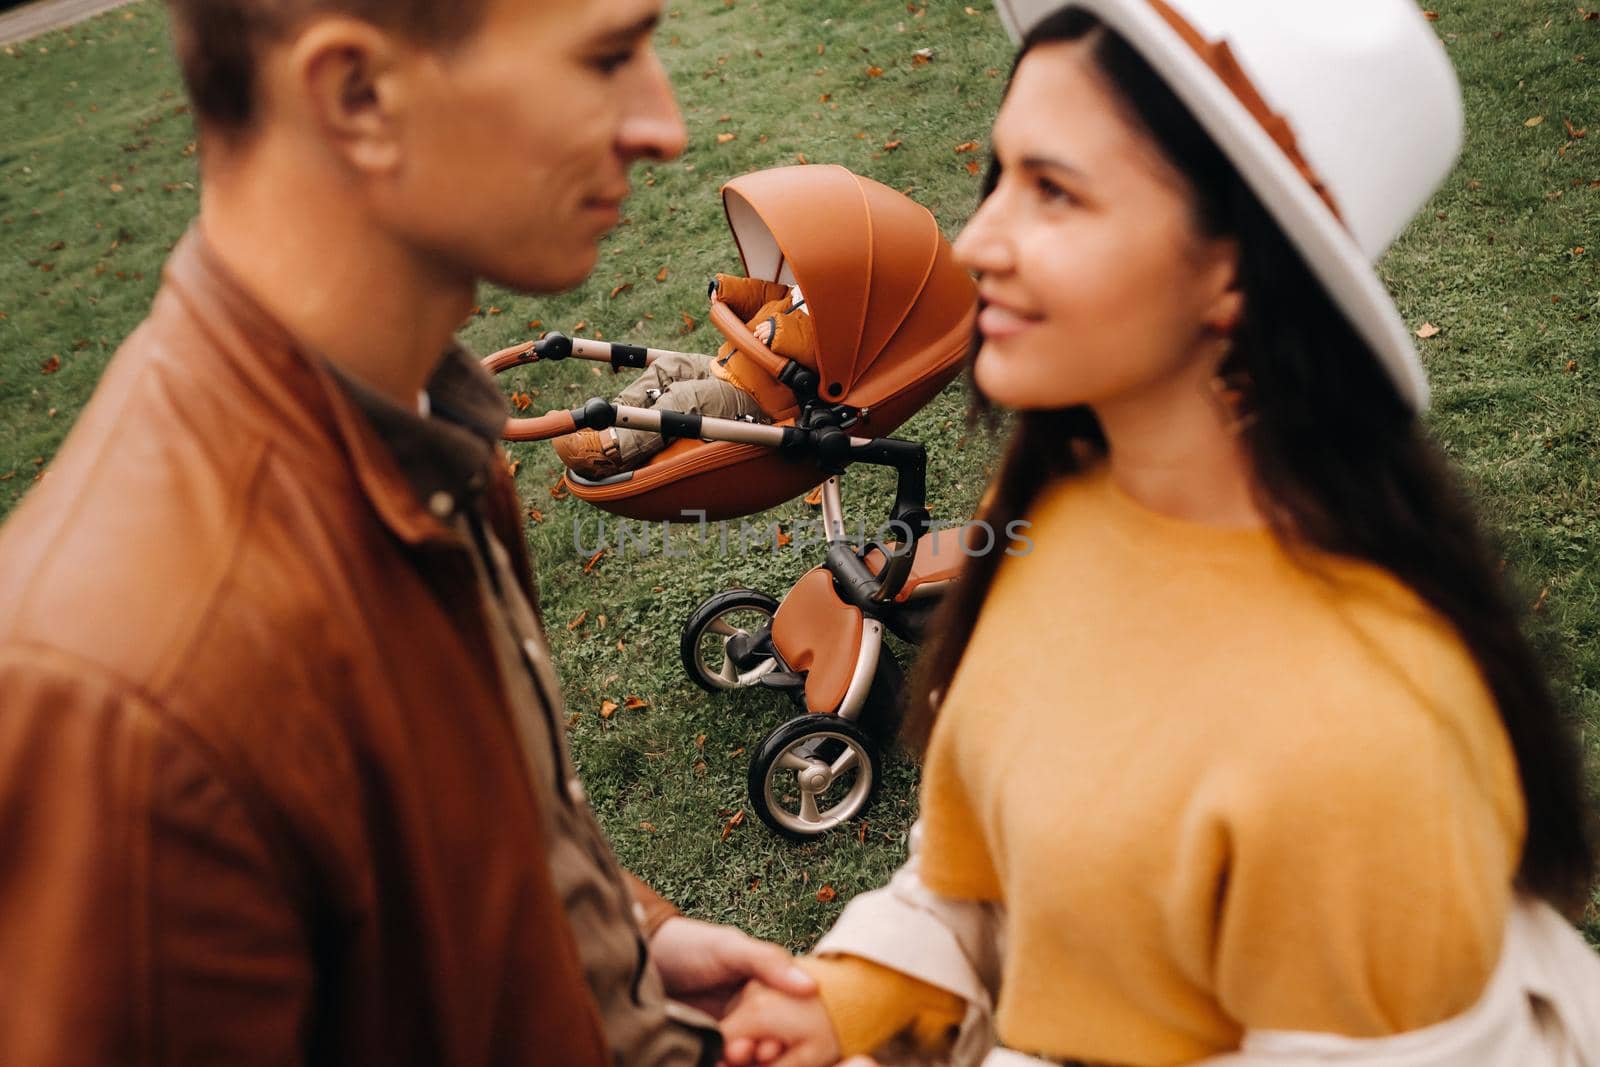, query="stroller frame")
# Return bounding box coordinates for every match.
[490,330,964,838]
